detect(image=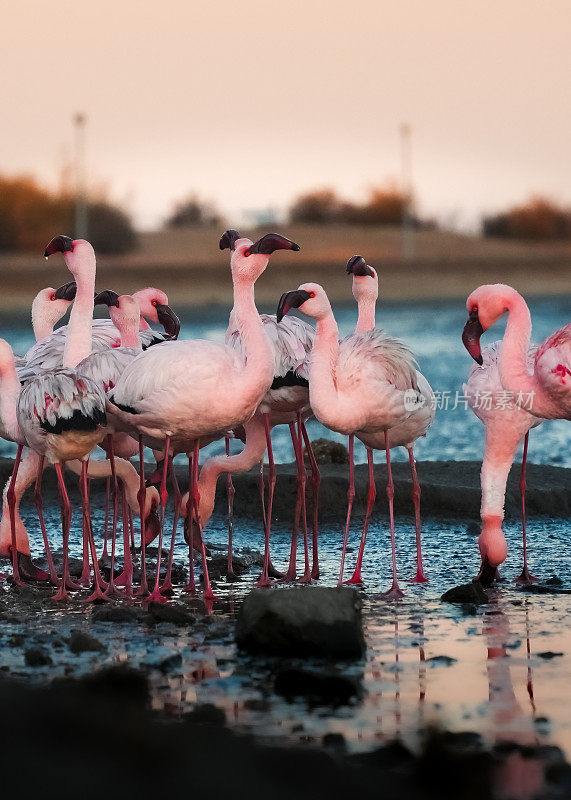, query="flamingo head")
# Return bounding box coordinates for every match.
[143,488,161,545]
[131,287,180,338]
[44,236,96,277]
[277,282,330,323]
[220,229,300,283]
[180,490,215,551]
[463,284,518,365]
[0,338,15,372]
[346,255,378,304]
[31,282,77,335]
[96,291,141,342]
